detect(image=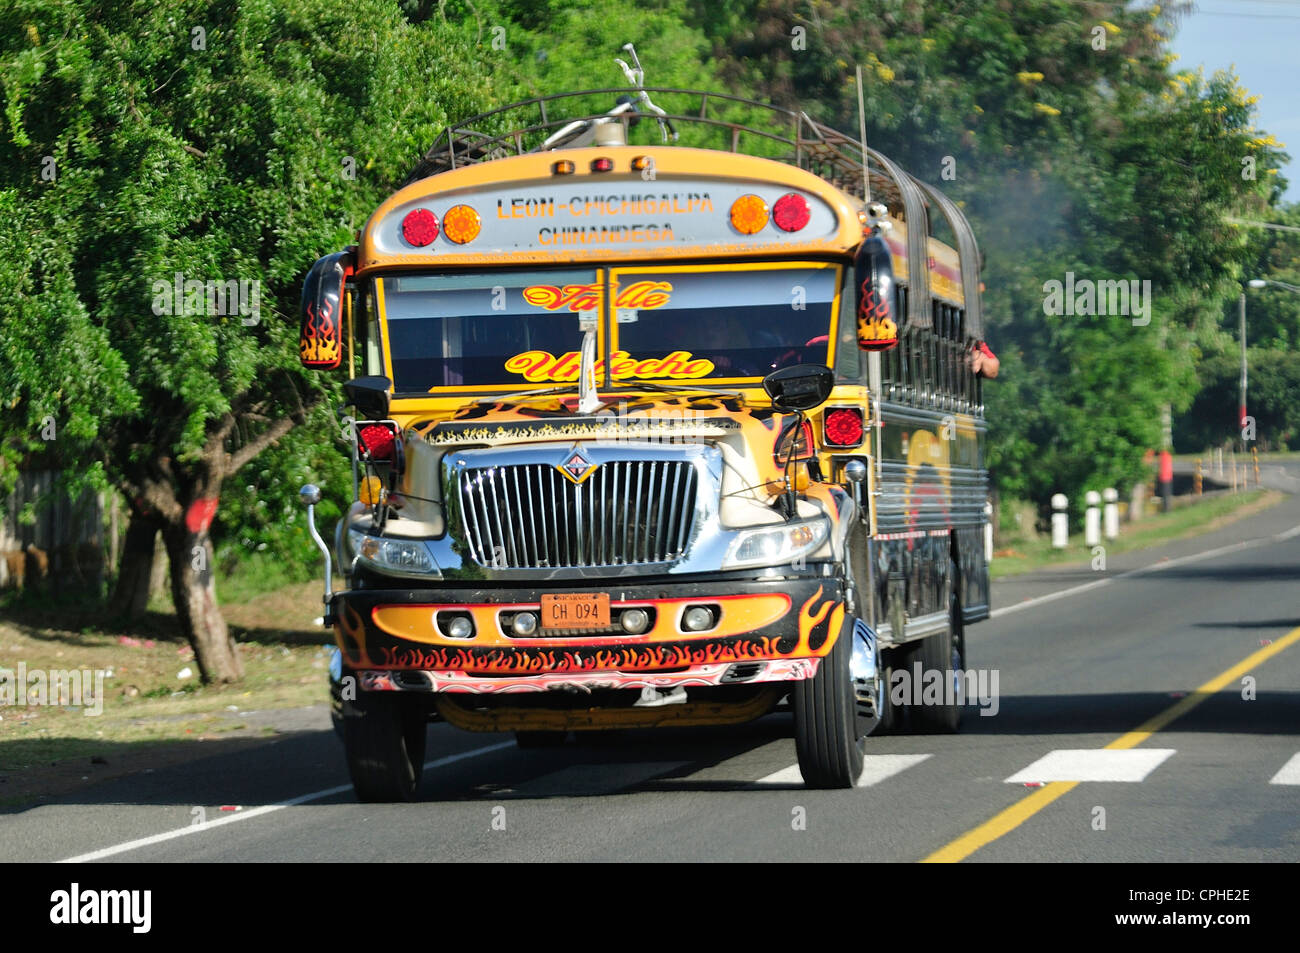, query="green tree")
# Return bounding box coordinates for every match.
[0,0,505,681]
